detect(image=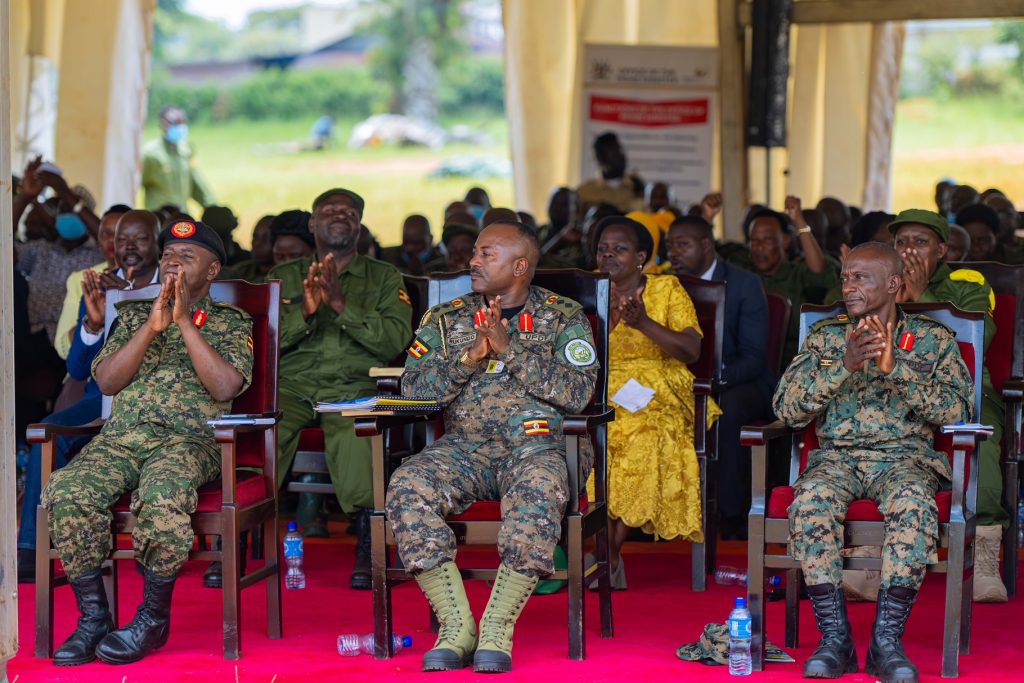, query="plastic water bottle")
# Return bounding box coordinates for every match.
[715,566,782,589]
[728,596,753,676]
[337,633,412,656]
[283,522,306,590]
